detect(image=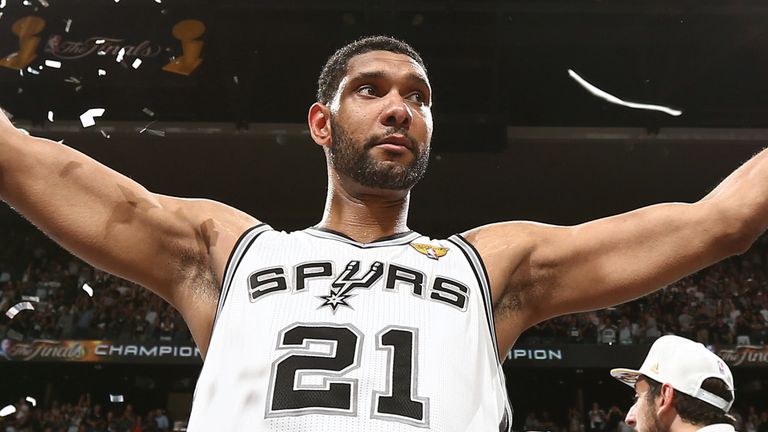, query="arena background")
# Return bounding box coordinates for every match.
[1,0,767,430]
